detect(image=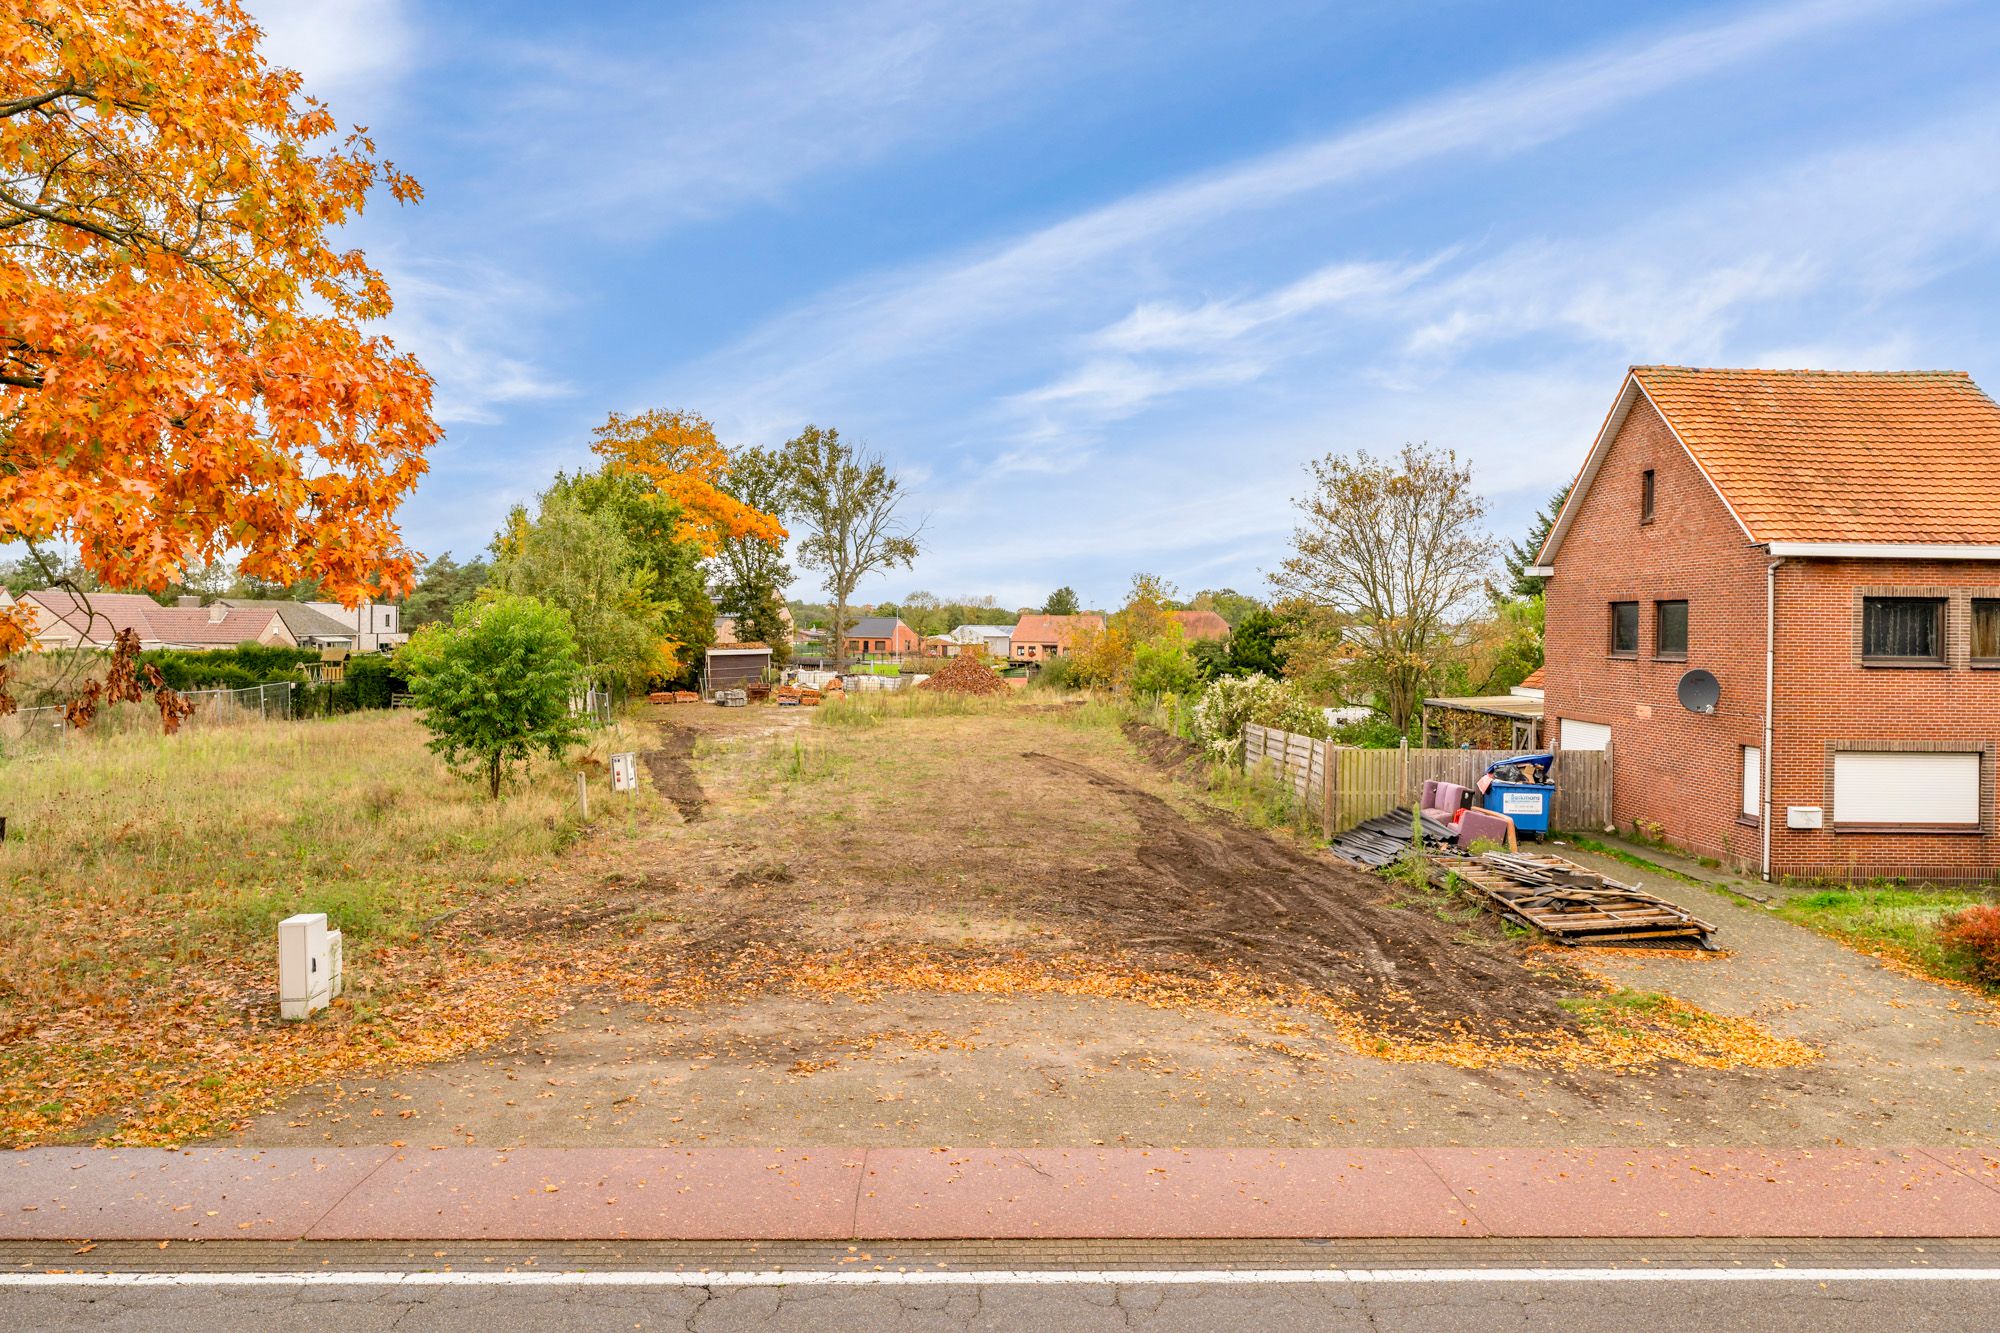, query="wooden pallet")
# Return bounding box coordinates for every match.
[1450,851,1715,948]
